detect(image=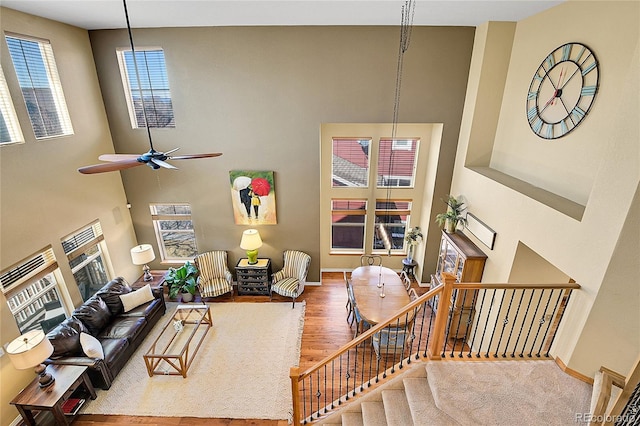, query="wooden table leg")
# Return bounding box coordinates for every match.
[52,403,70,425]
[15,406,36,426]
[80,370,97,399]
